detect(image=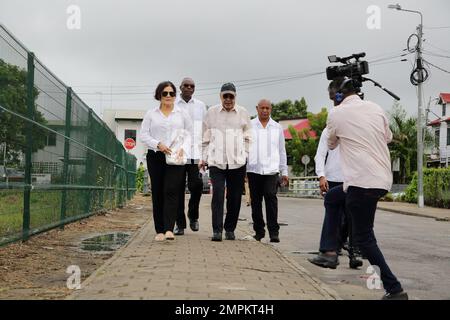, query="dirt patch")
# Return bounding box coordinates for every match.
[0,194,151,300]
